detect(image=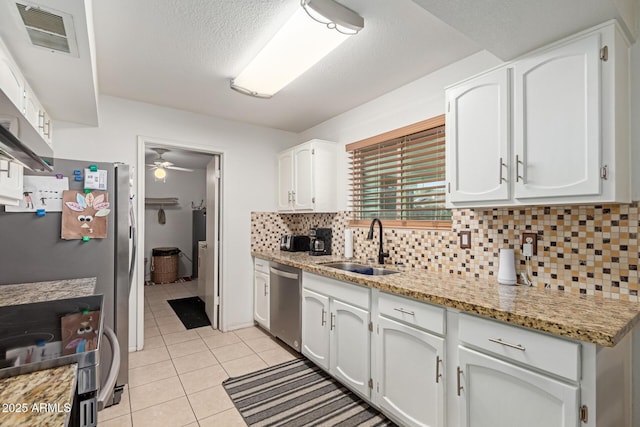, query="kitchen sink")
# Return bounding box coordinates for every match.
[321,262,400,276]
